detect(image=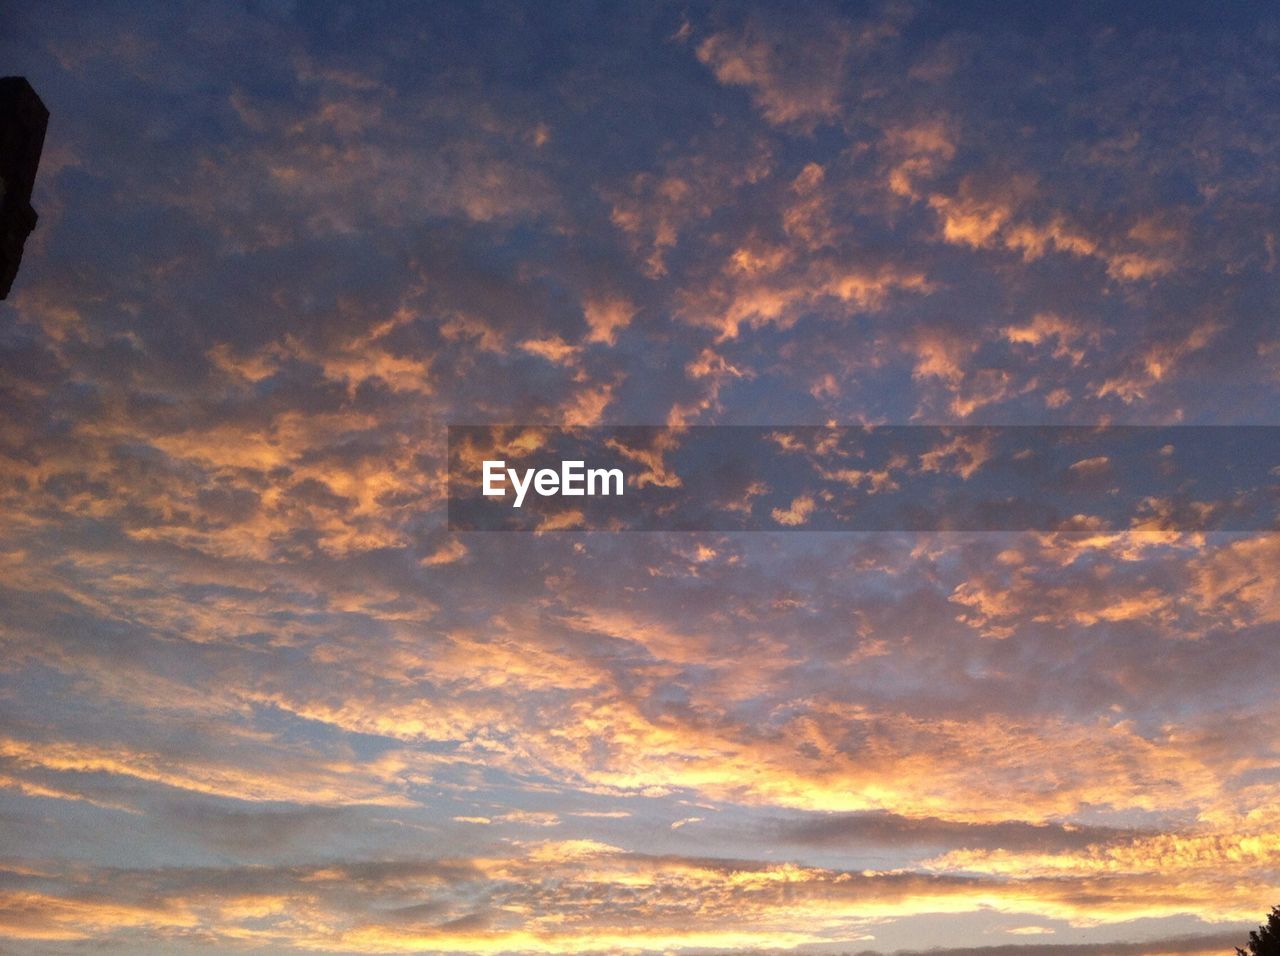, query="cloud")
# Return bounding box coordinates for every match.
[697,24,851,128]
[0,847,1266,951]
[771,493,816,526]
[582,296,637,346]
[848,935,1247,956]
[777,811,1141,853]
